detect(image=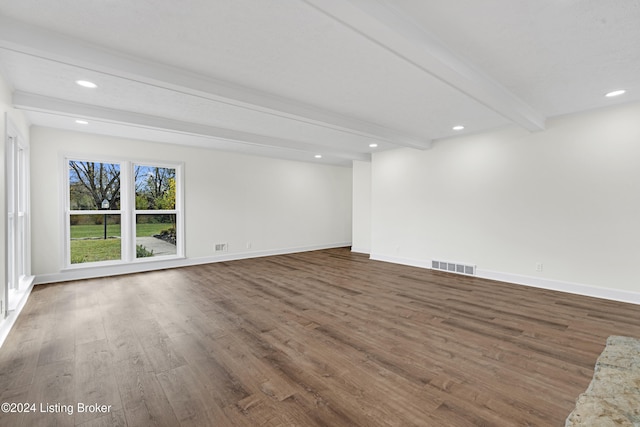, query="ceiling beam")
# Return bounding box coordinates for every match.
[0,15,432,150]
[13,91,370,162]
[302,0,546,132]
